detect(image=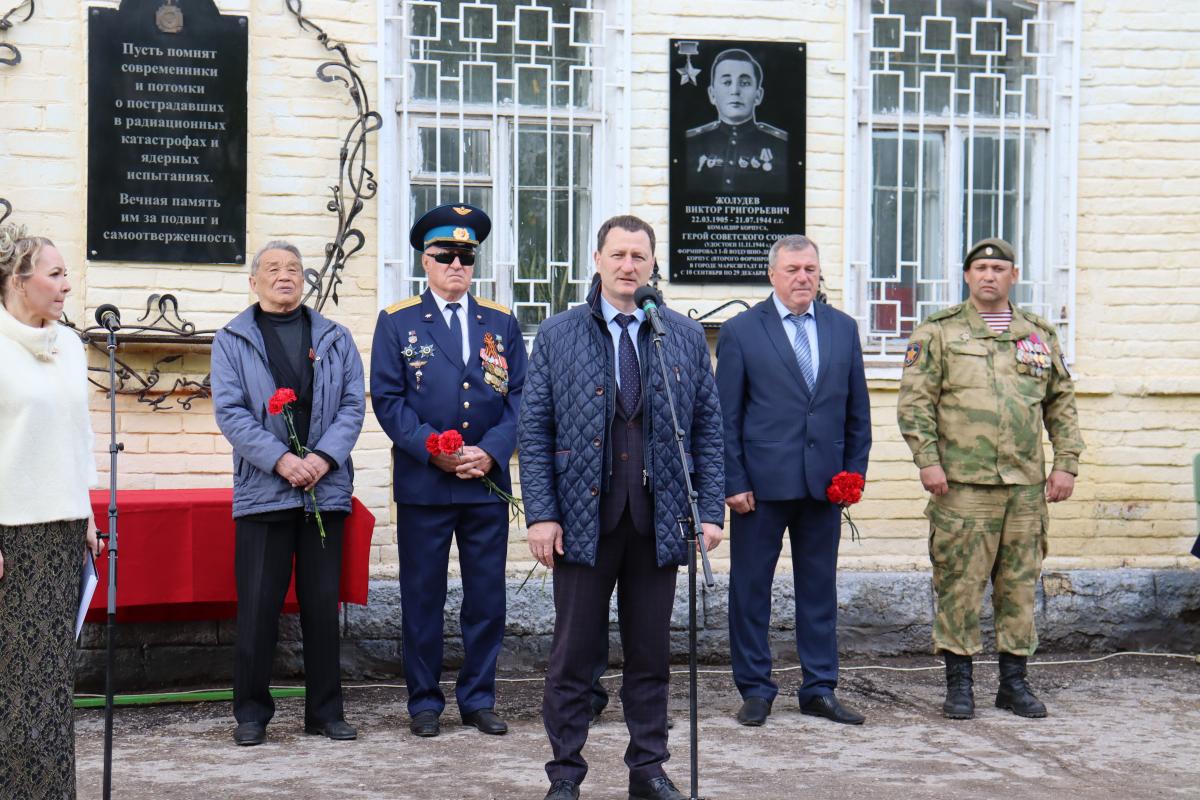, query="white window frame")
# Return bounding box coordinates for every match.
[844,0,1081,374]
[377,0,631,328]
